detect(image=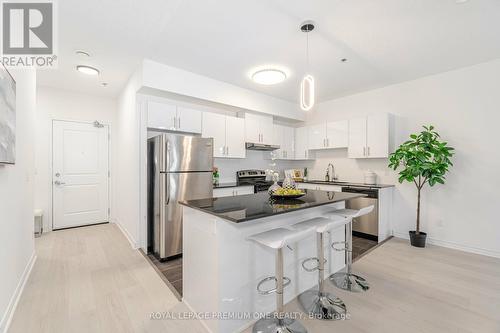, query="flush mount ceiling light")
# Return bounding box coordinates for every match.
[300,20,315,111]
[75,50,90,57]
[76,65,100,76]
[251,68,287,85]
